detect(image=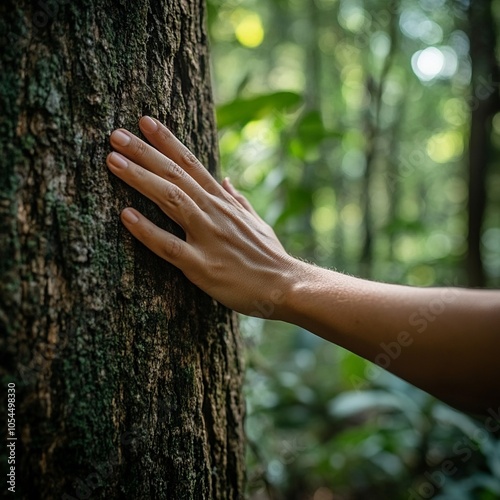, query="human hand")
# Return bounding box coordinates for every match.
[106,116,297,319]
